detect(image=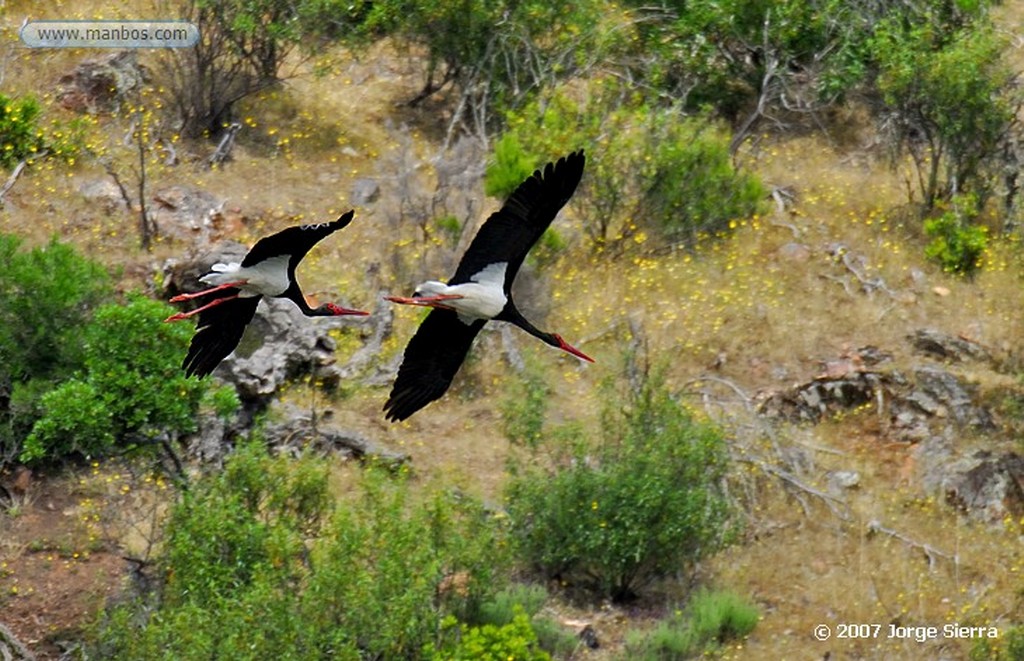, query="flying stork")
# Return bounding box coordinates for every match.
[383,150,593,422]
[166,211,368,378]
